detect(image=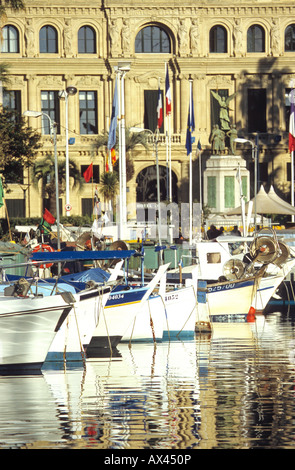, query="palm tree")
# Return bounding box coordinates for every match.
[31,153,85,216]
[99,171,119,216]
